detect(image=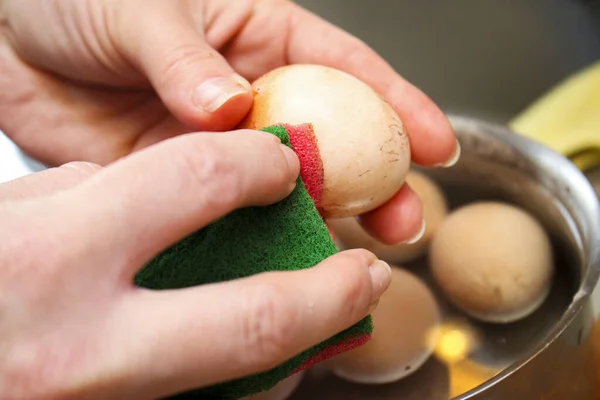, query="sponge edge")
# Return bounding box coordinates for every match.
[283,123,324,210]
[135,124,373,400]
